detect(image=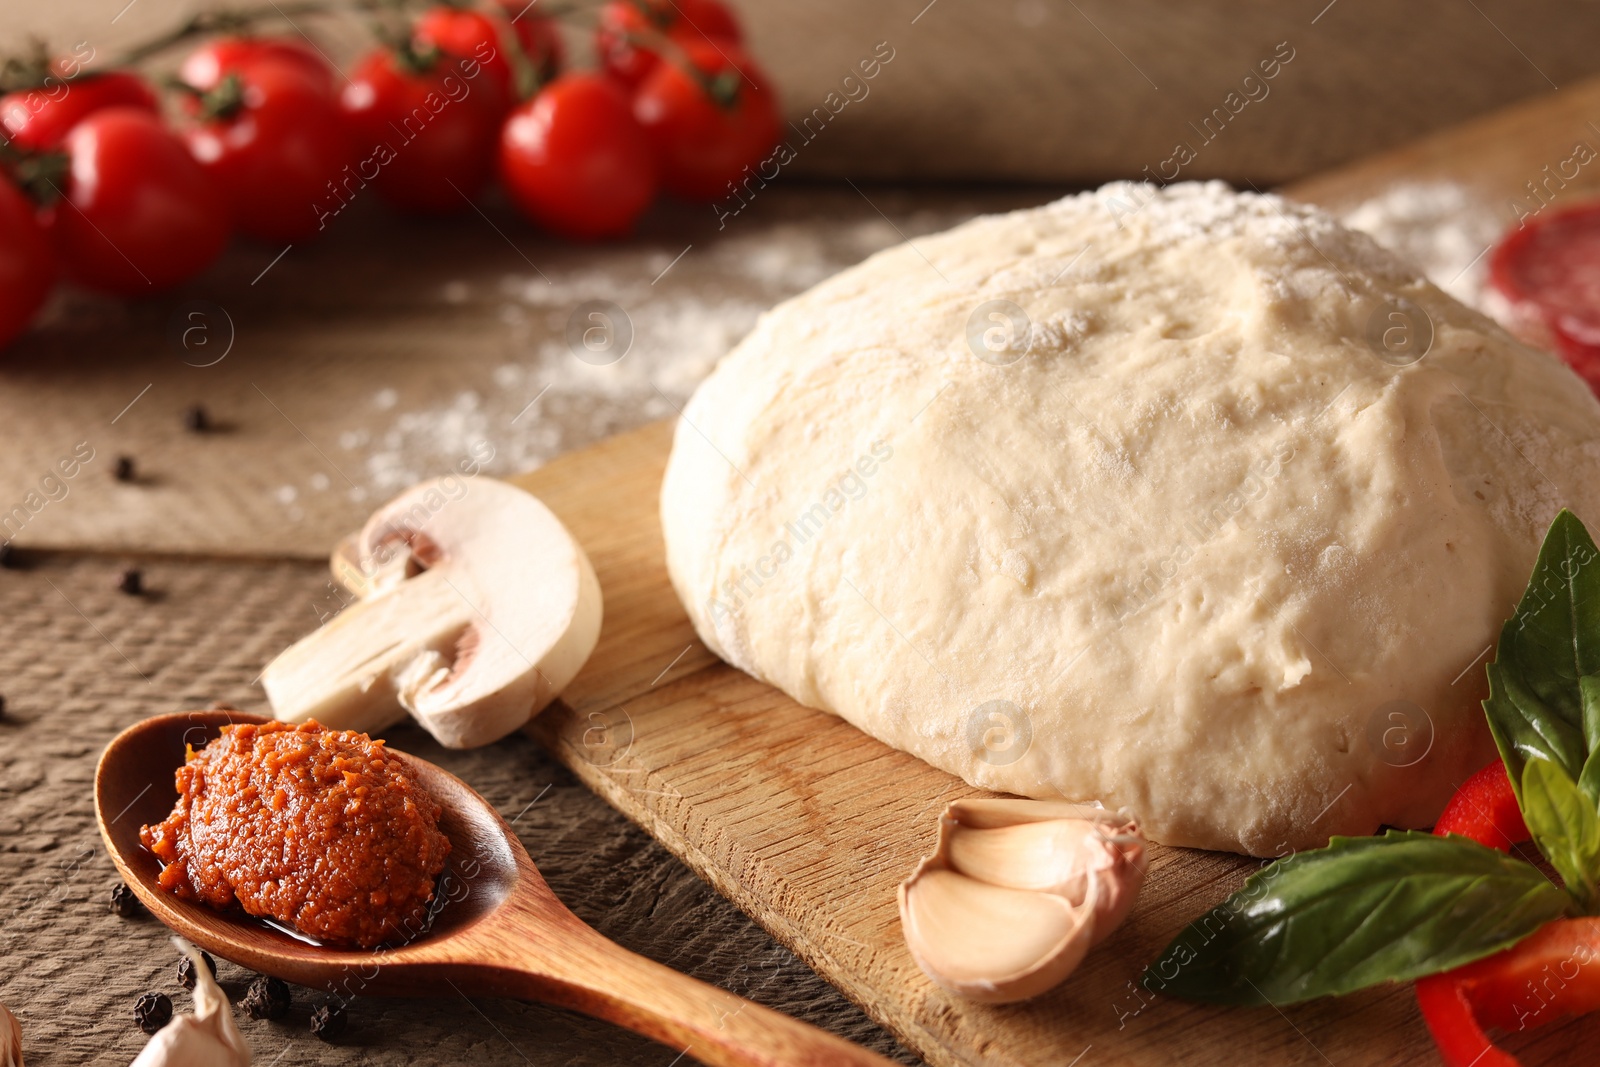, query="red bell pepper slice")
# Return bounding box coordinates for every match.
[1417,919,1600,1066]
[1432,757,1529,852]
[1416,759,1599,1066]
[1415,972,1520,1067]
